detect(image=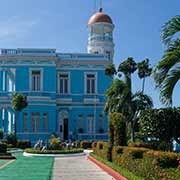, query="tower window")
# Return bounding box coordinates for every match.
[106,51,111,58]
